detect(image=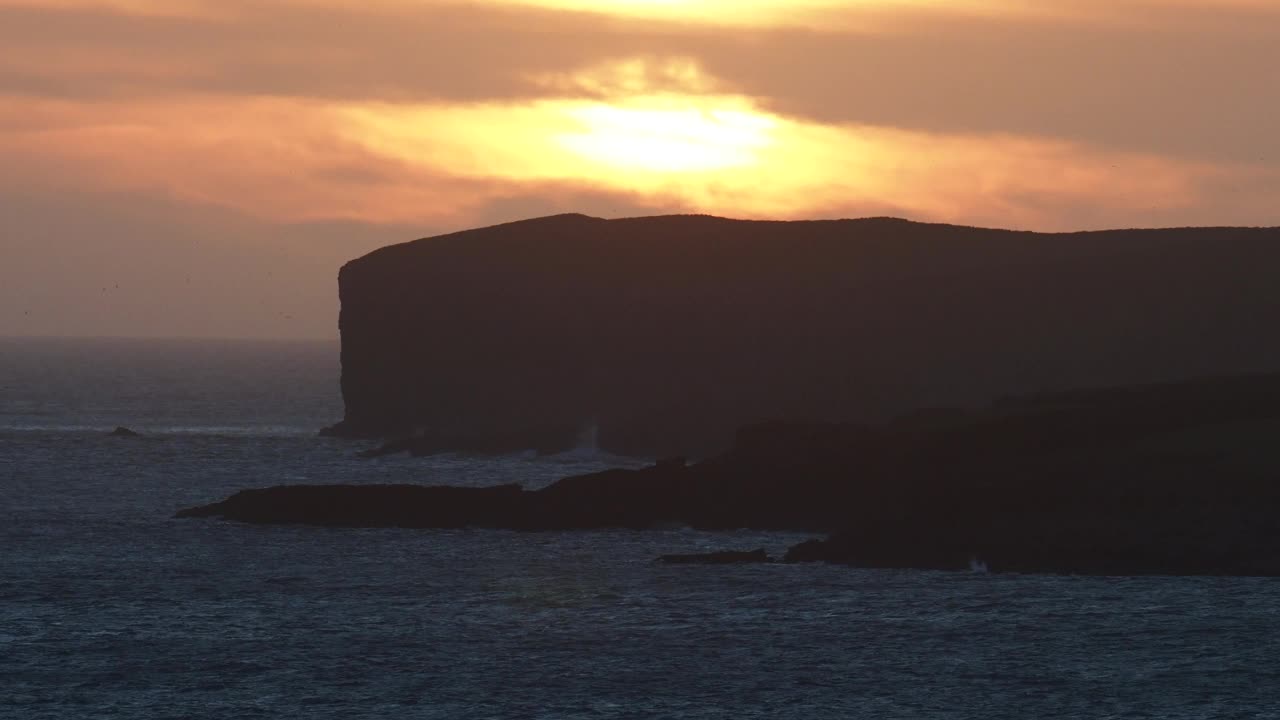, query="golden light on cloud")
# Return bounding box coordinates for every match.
[0,55,1238,231]
[527,58,770,174]
[555,101,775,173]
[487,0,1089,28]
[530,57,721,98]
[0,0,224,17]
[337,86,1208,227]
[500,0,828,25]
[495,0,943,26]
[531,56,768,174]
[320,56,1208,226]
